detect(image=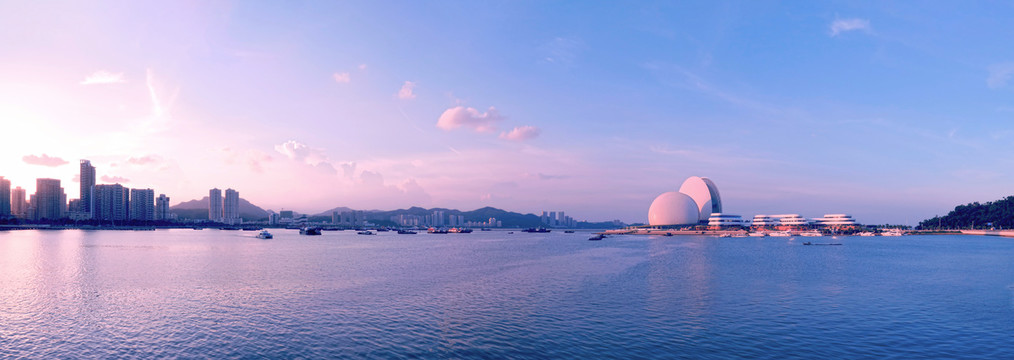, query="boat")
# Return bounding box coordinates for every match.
[564,230,575,233]
[803,241,812,245]
[858,231,878,237]
[242,226,263,231]
[256,230,273,239]
[588,234,605,241]
[480,228,492,231]
[299,227,322,235]
[768,231,792,237]
[397,230,417,234]
[718,233,732,238]
[731,233,748,238]
[522,227,551,233]
[800,230,823,237]
[507,231,514,234]
[747,232,767,237]
[427,228,449,234]
[357,230,375,235]
[880,229,904,236]
[448,228,473,233]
